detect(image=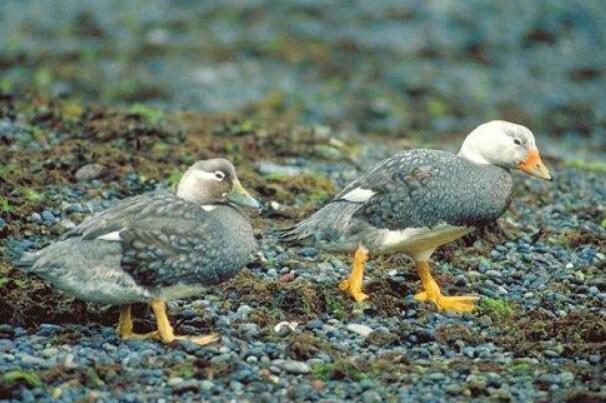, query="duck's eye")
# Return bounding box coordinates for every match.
[513,138,522,145]
[214,171,225,181]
